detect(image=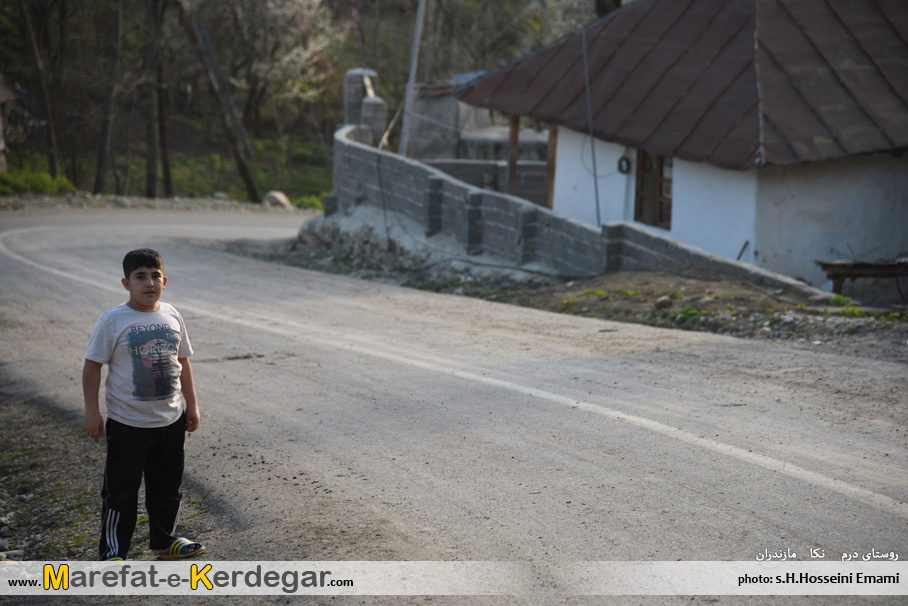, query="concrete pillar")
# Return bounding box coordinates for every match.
[425,177,443,237]
[361,96,388,148]
[343,68,378,125]
[465,192,483,255]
